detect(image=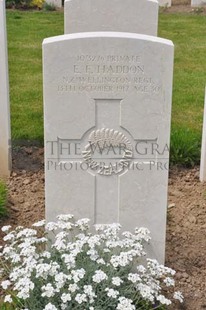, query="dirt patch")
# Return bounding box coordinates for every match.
[167,167,206,309]
[0,147,206,309]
